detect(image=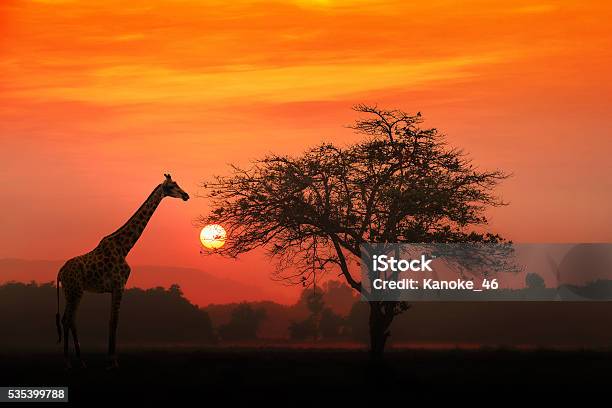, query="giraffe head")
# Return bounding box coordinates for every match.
[162,174,190,201]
